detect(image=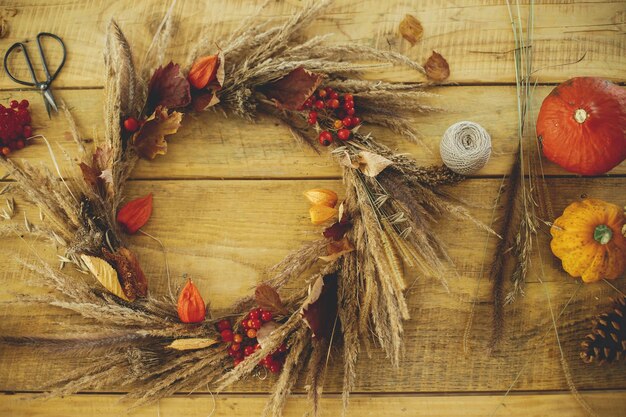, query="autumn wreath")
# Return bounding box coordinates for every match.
[0,2,492,415]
